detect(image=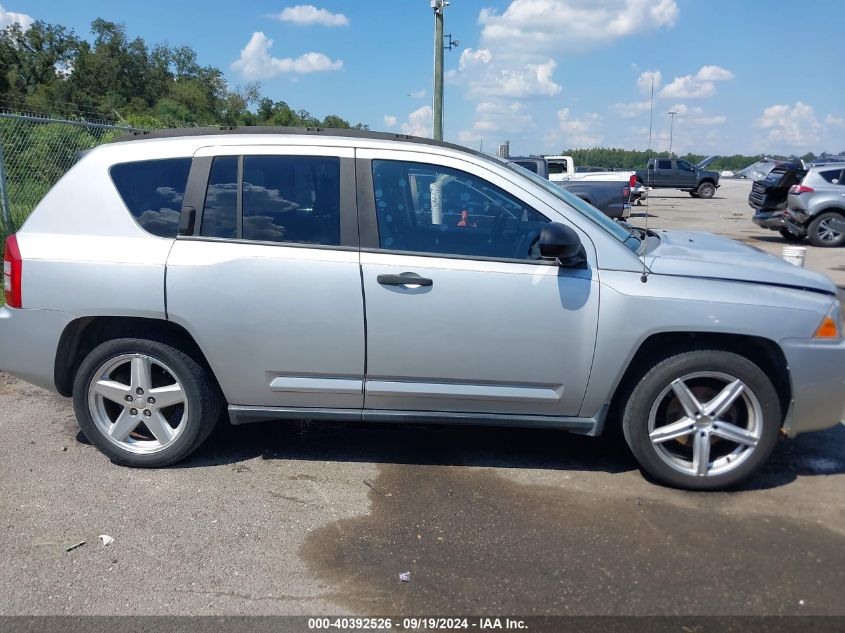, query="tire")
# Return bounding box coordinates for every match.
[778,228,805,242]
[688,191,699,198]
[622,350,781,490]
[696,182,716,199]
[73,338,221,467]
[807,211,845,248]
